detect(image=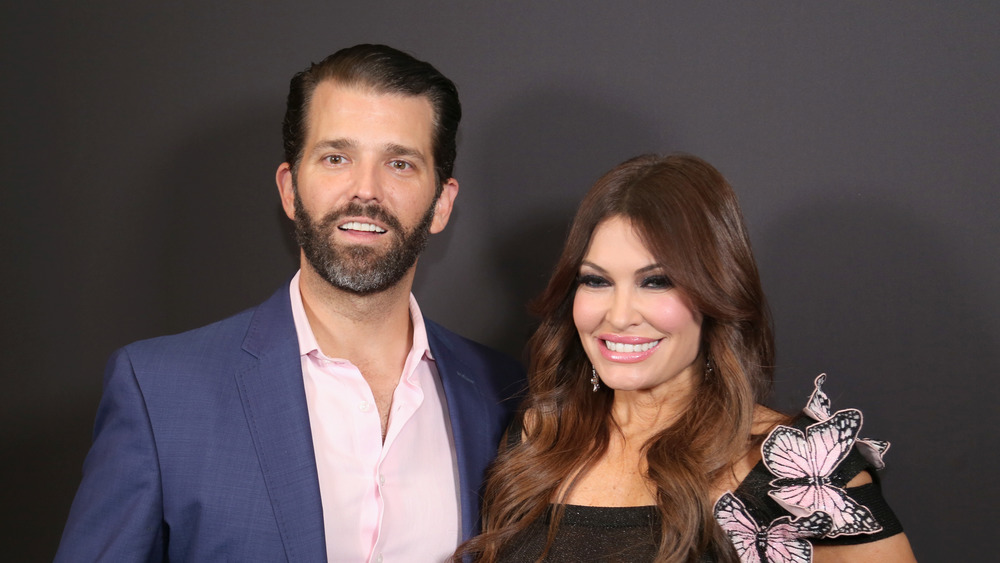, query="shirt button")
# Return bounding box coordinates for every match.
[378,474,385,486]
[359,401,369,411]
[376,554,383,563]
